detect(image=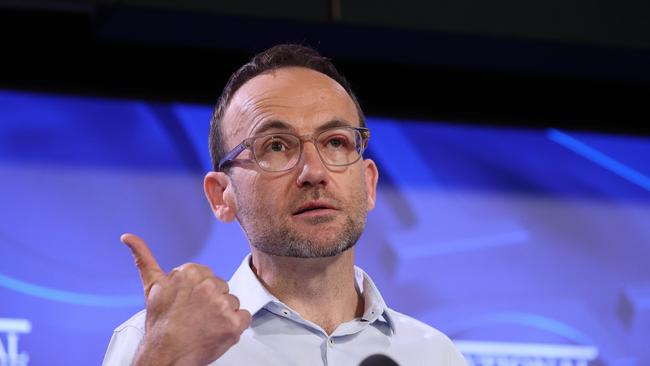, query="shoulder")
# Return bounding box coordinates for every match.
[385,308,466,365]
[113,309,147,334]
[386,308,447,339]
